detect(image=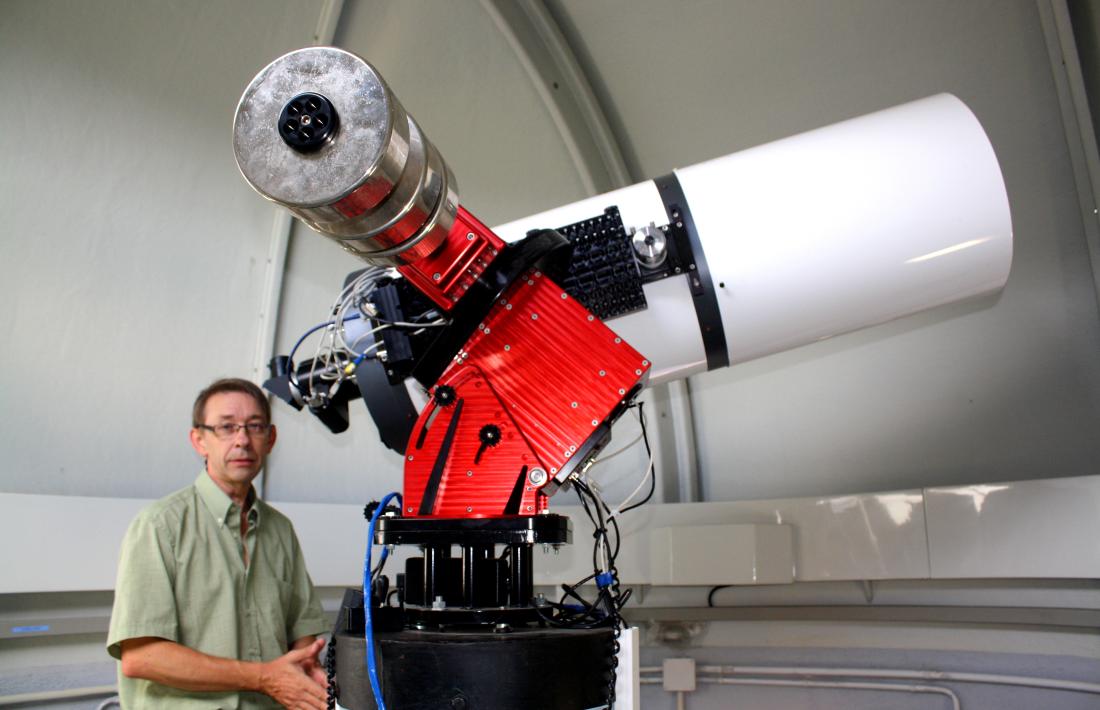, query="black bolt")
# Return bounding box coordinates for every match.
[478,424,502,447]
[433,385,457,407]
